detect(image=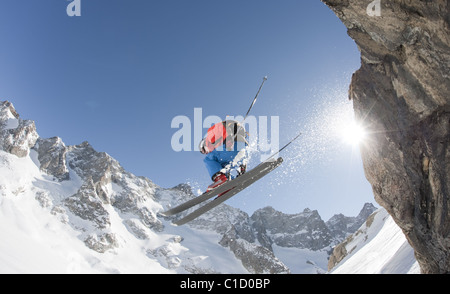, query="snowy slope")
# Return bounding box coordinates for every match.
[272,245,328,274]
[0,149,250,274]
[330,208,420,274]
